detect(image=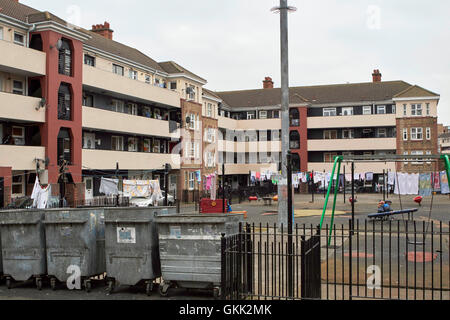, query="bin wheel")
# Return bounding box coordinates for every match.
[213,287,221,299]
[106,281,114,295]
[36,278,42,291]
[158,282,170,297]
[145,282,153,296]
[84,280,92,293]
[50,278,57,291]
[6,277,12,289]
